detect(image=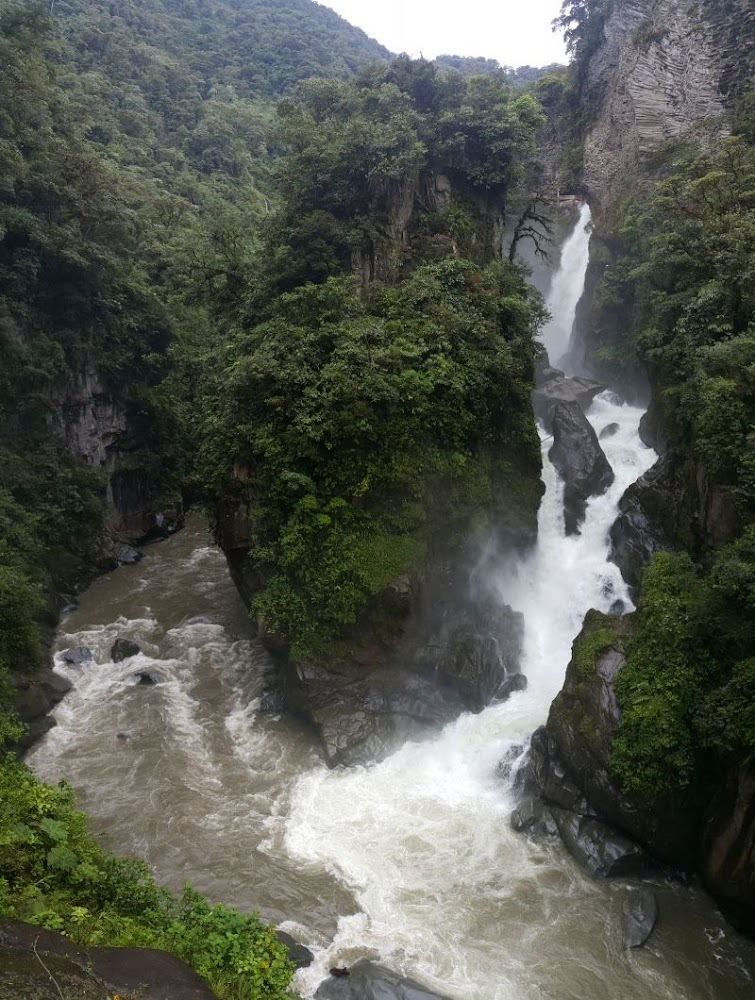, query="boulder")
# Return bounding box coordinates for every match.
[549,400,615,534]
[533,371,607,428]
[111,638,141,662]
[275,931,314,969]
[314,960,451,1000]
[622,889,658,948]
[510,795,559,838]
[551,807,652,878]
[61,645,93,665]
[599,422,620,440]
[115,543,142,565]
